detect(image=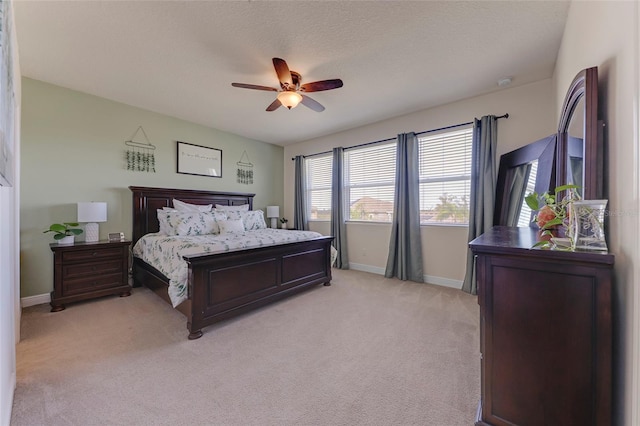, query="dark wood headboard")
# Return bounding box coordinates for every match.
[129,186,255,243]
